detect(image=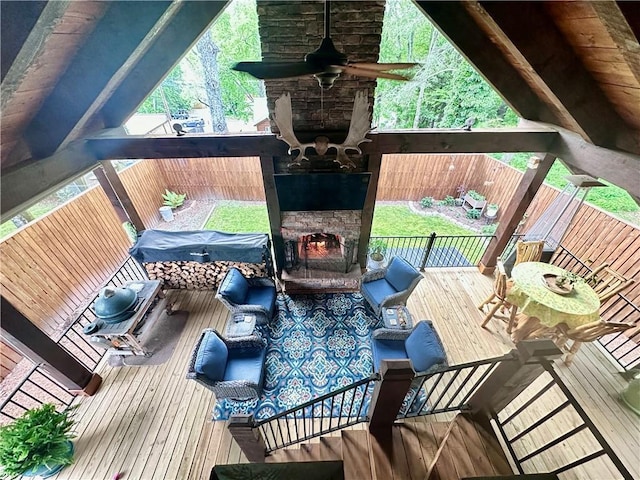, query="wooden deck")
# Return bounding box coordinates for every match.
[51,269,639,480]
